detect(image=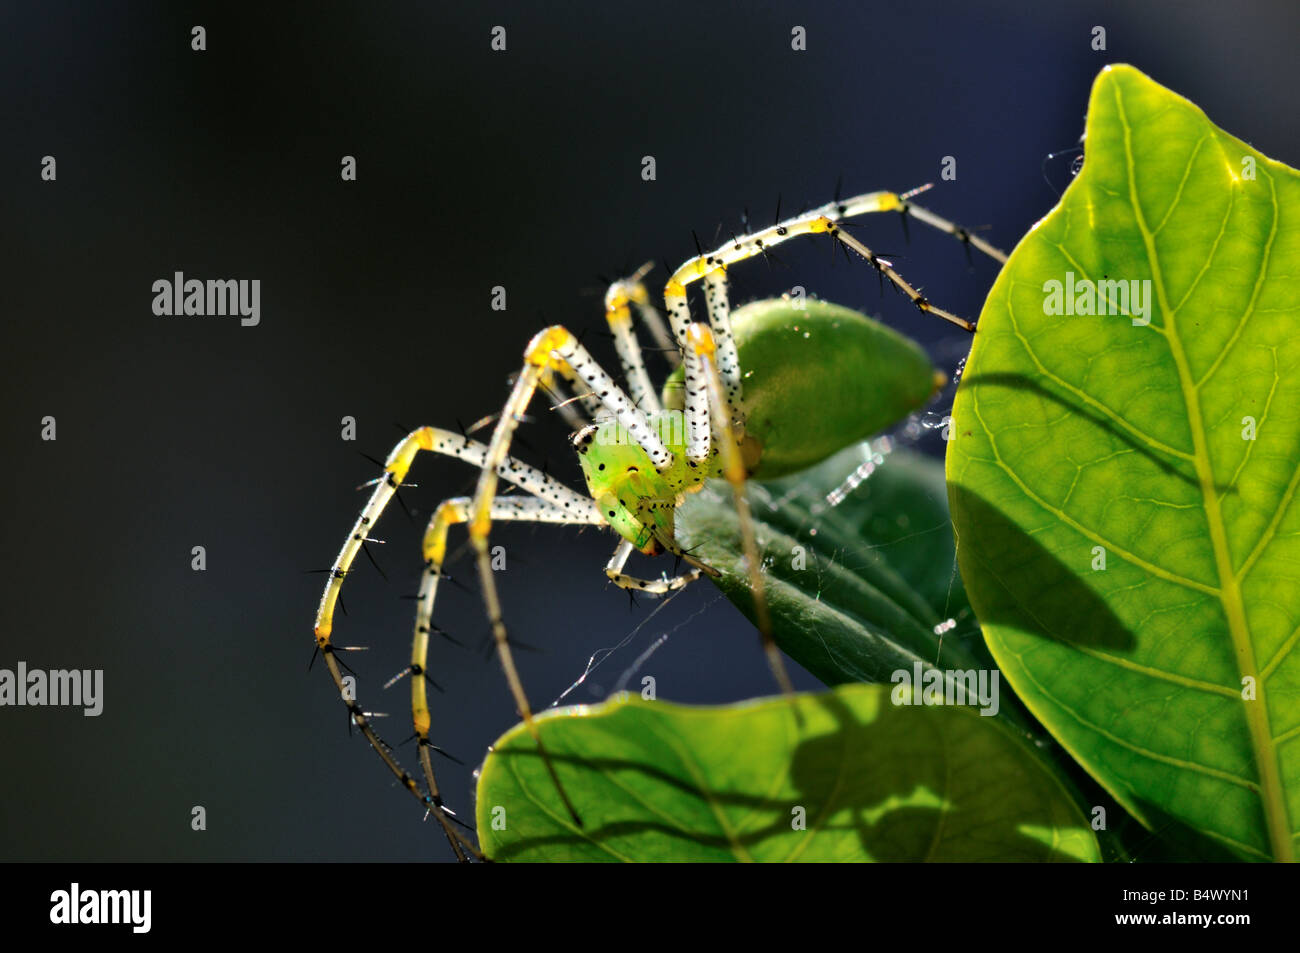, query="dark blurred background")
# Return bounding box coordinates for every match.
[1,1,1297,861]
